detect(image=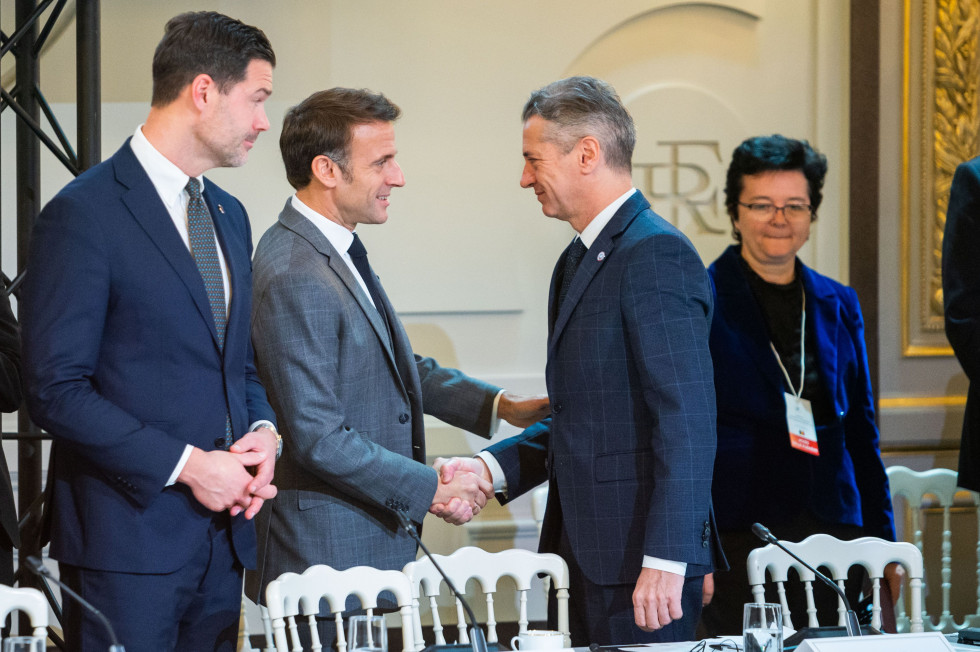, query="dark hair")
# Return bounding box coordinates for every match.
[521,76,636,173]
[151,11,275,107]
[280,88,401,190]
[724,134,828,241]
